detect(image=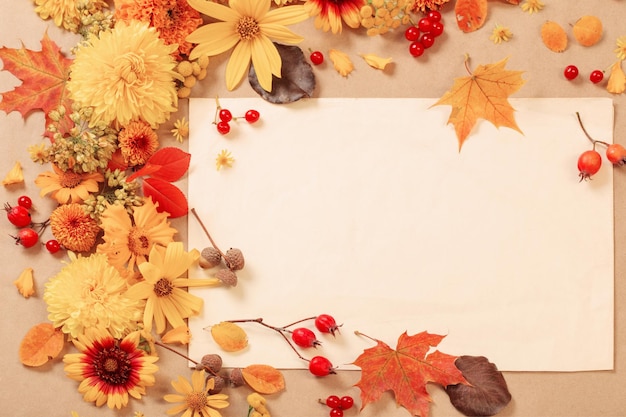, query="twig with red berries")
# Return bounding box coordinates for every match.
[212,96,260,135]
[575,112,626,181]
